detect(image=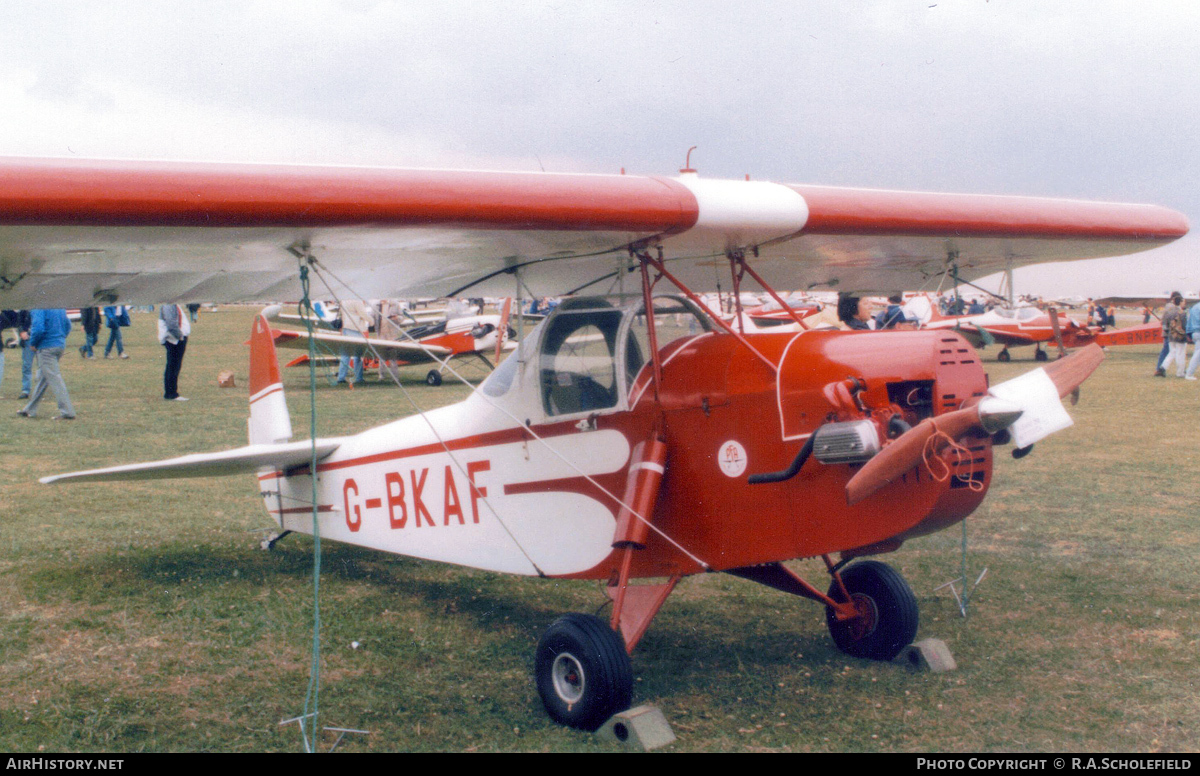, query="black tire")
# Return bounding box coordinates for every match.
[997,349,1011,363]
[1034,348,1049,362]
[535,613,633,731]
[425,370,443,386]
[825,561,919,661]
